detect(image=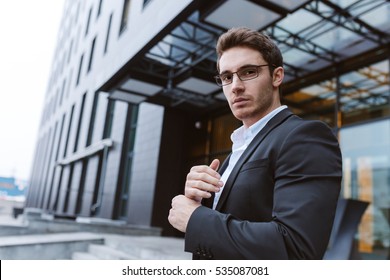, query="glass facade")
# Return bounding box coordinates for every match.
[340,119,390,259]
[284,59,390,128]
[341,60,390,126]
[210,113,241,163]
[118,104,139,219]
[284,78,337,126]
